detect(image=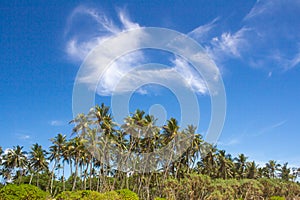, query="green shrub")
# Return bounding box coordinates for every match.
[239,179,263,199]
[269,196,285,200]
[154,198,166,200]
[0,184,50,200]
[56,190,122,200]
[116,189,139,200]
[95,191,121,200]
[56,191,82,200]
